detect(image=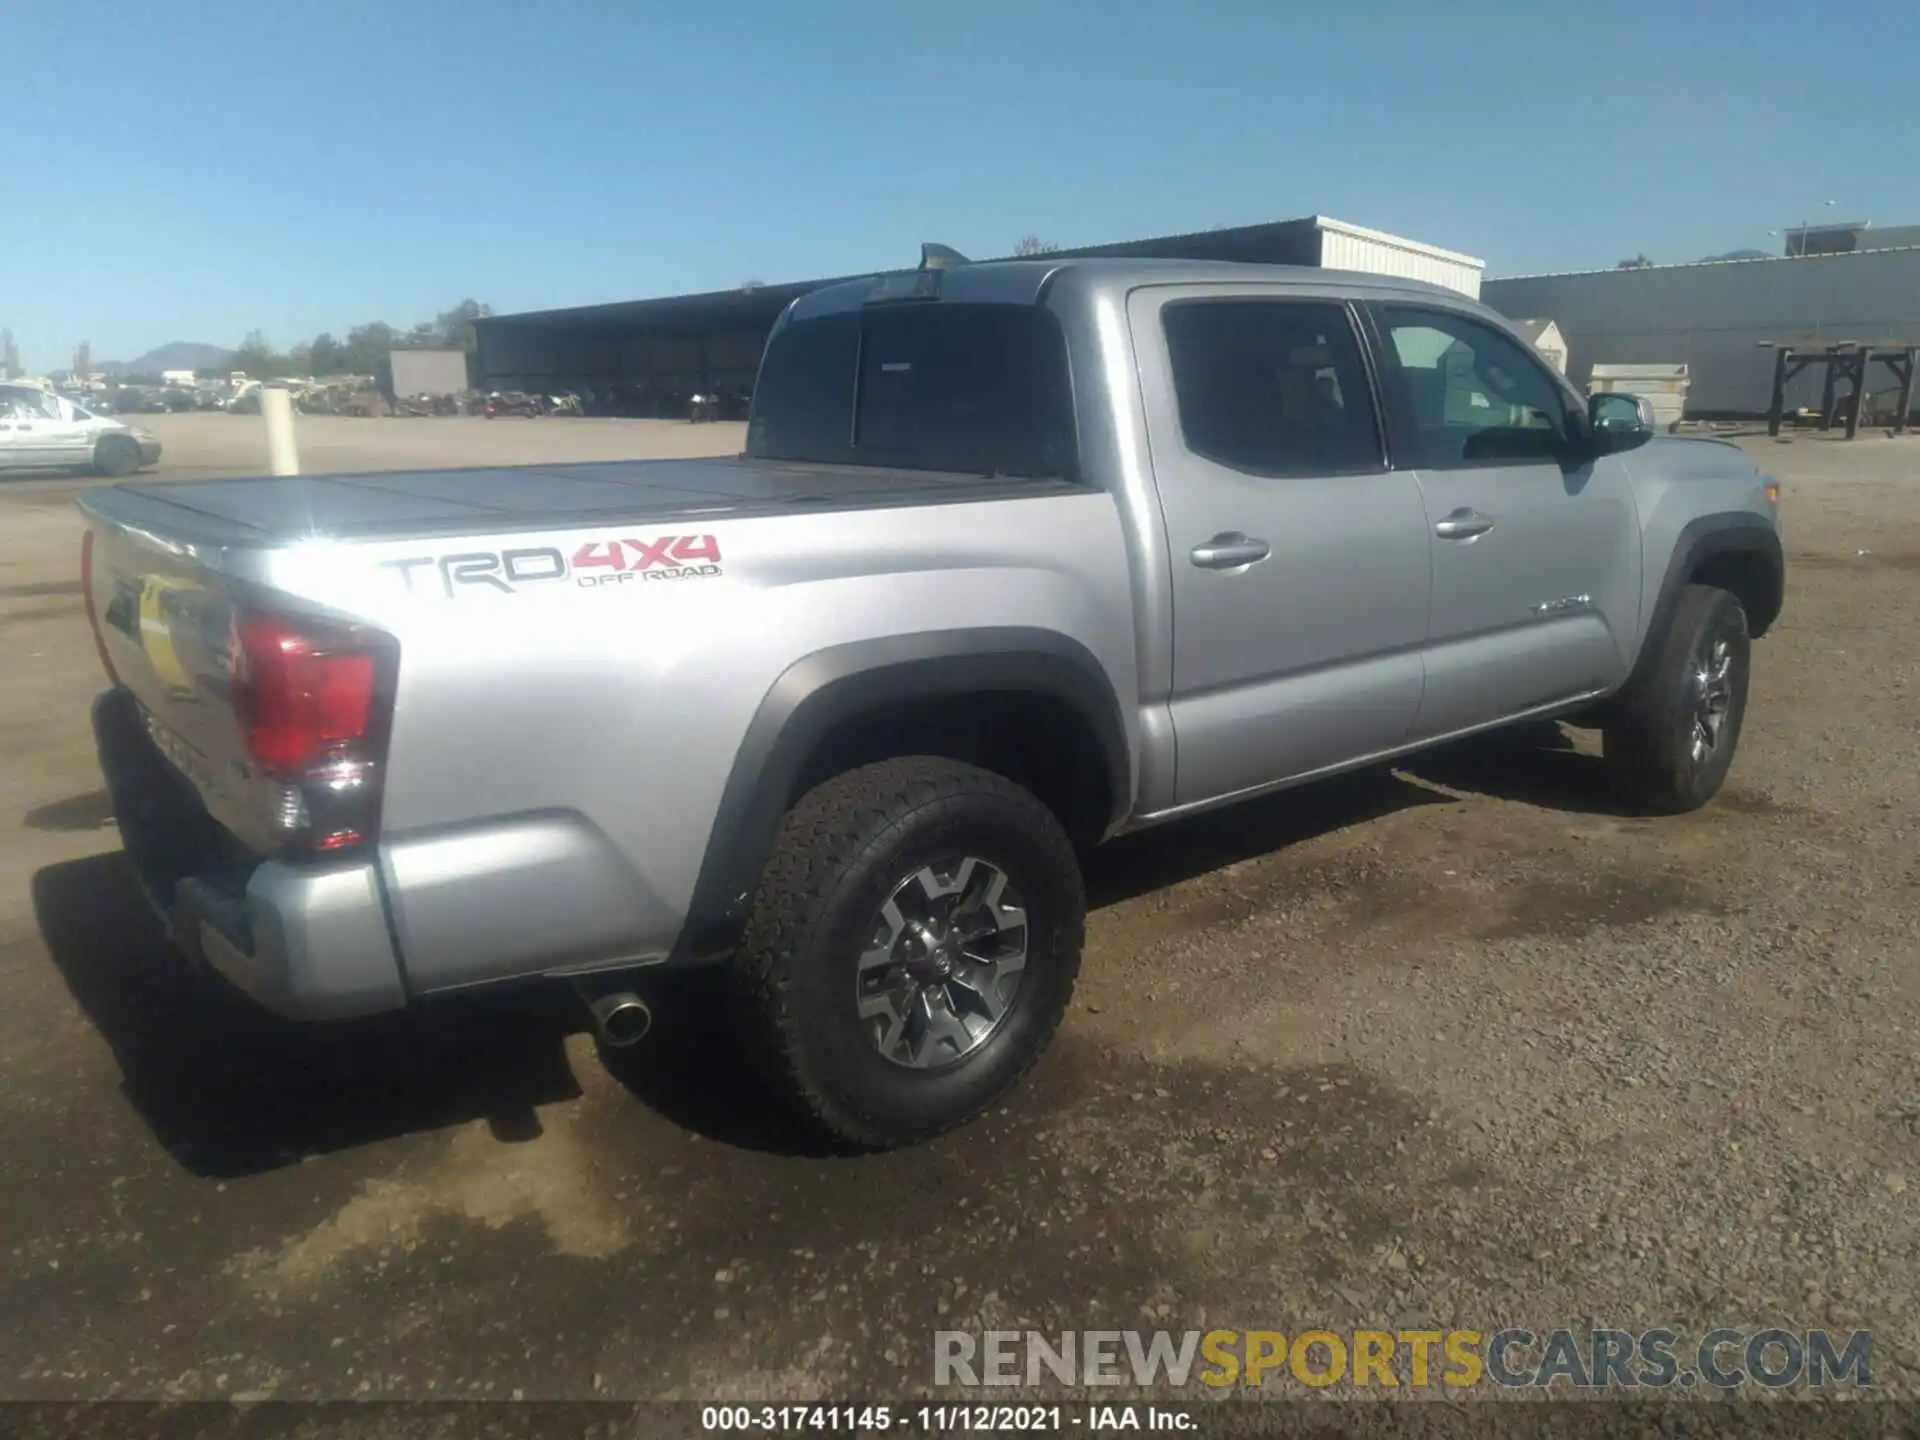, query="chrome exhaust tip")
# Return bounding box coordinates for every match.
[585,991,652,1048]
